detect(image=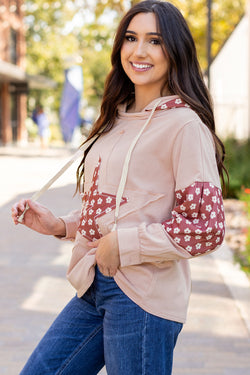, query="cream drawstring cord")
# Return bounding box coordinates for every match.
[111,98,162,232]
[17,135,99,223]
[18,99,162,226]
